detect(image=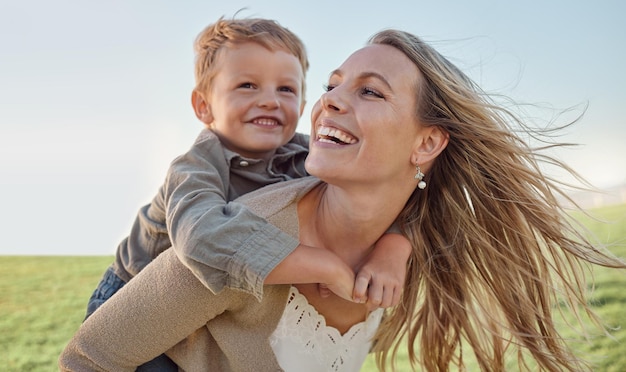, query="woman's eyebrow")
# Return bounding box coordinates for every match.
[328,68,342,79]
[359,72,392,90]
[328,69,392,90]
